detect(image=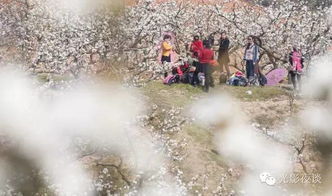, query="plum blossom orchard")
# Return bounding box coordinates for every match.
[0,0,332,195]
[1,0,331,82]
[0,0,125,77]
[123,0,331,83]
